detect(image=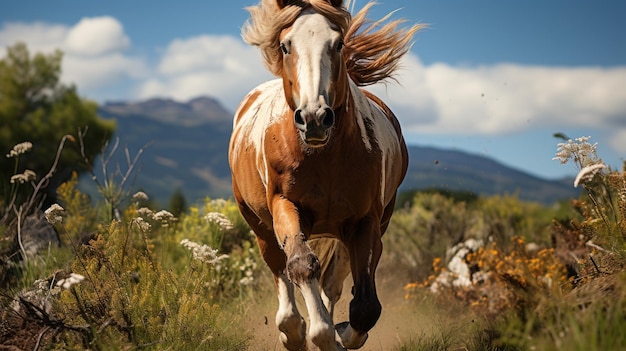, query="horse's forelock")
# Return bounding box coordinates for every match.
[243,0,351,77]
